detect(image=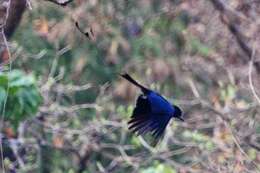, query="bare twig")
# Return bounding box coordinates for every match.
[210,0,260,72]
[248,43,260,105]
[0,1,12,172]
[39,103,101,114]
